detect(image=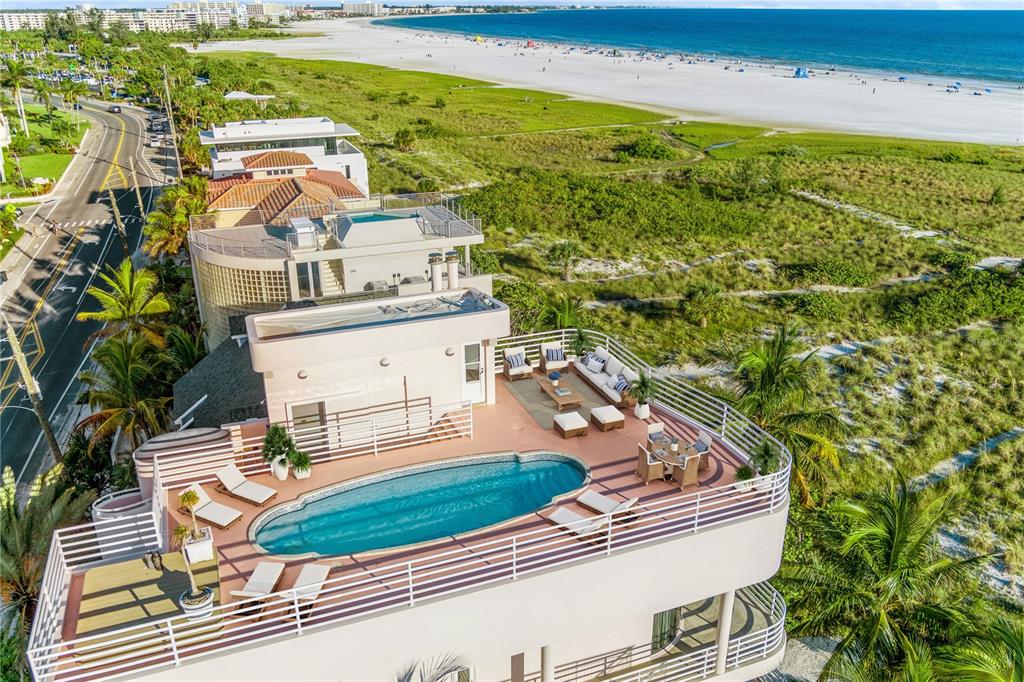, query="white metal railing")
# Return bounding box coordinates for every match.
[27,330,789,682]
[151,400,473,492]
[597,583,786,682]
